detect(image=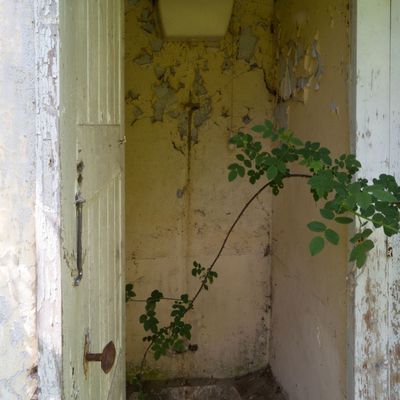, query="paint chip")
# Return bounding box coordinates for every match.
[221,57,233,72]
[193,69,207,97]
[126,90,140,103]
[193,100,212,128]
[151,39,164,53]
[134,53,152,65]
[152,83,177,122]
[141,22,155,34]
[237,27,259,61]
